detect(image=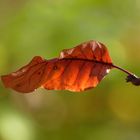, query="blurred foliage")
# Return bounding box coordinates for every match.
[0,0,140,140]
